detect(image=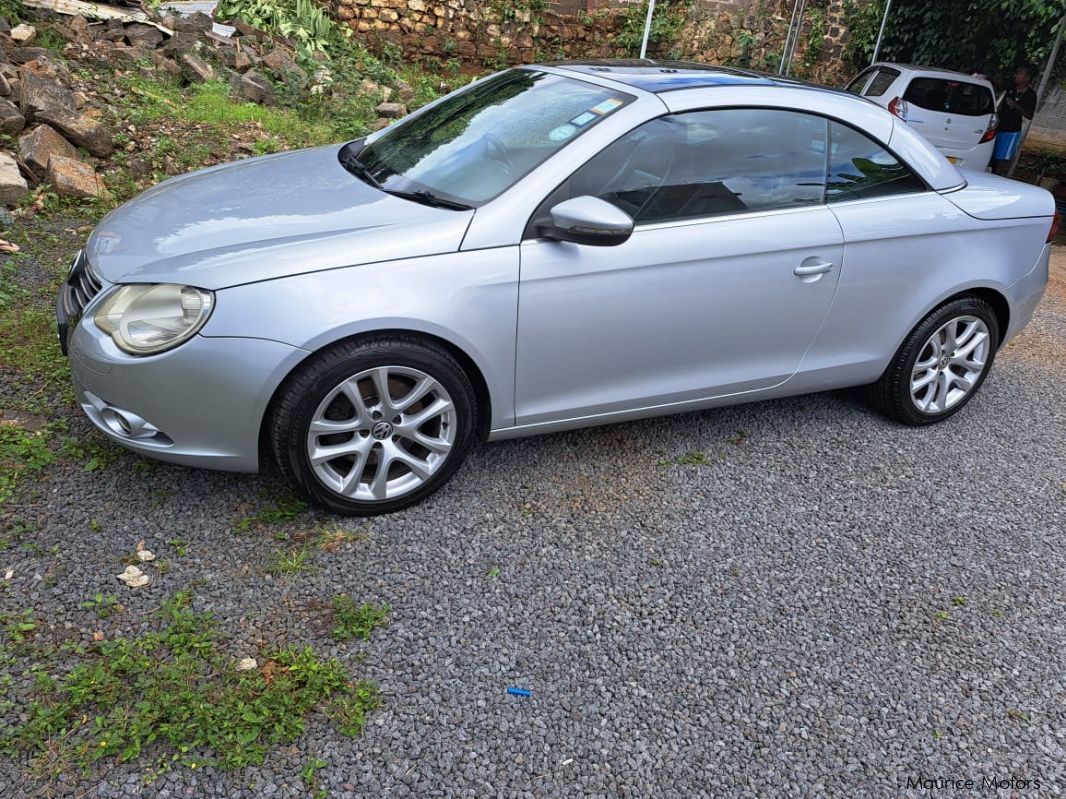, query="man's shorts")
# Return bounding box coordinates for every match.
[993,130,1022,161]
